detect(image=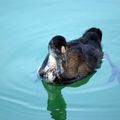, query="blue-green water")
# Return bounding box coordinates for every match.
[0,0,120,120]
